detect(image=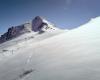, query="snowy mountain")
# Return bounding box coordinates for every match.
[0,16,100,80]
[0,16,63,43]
